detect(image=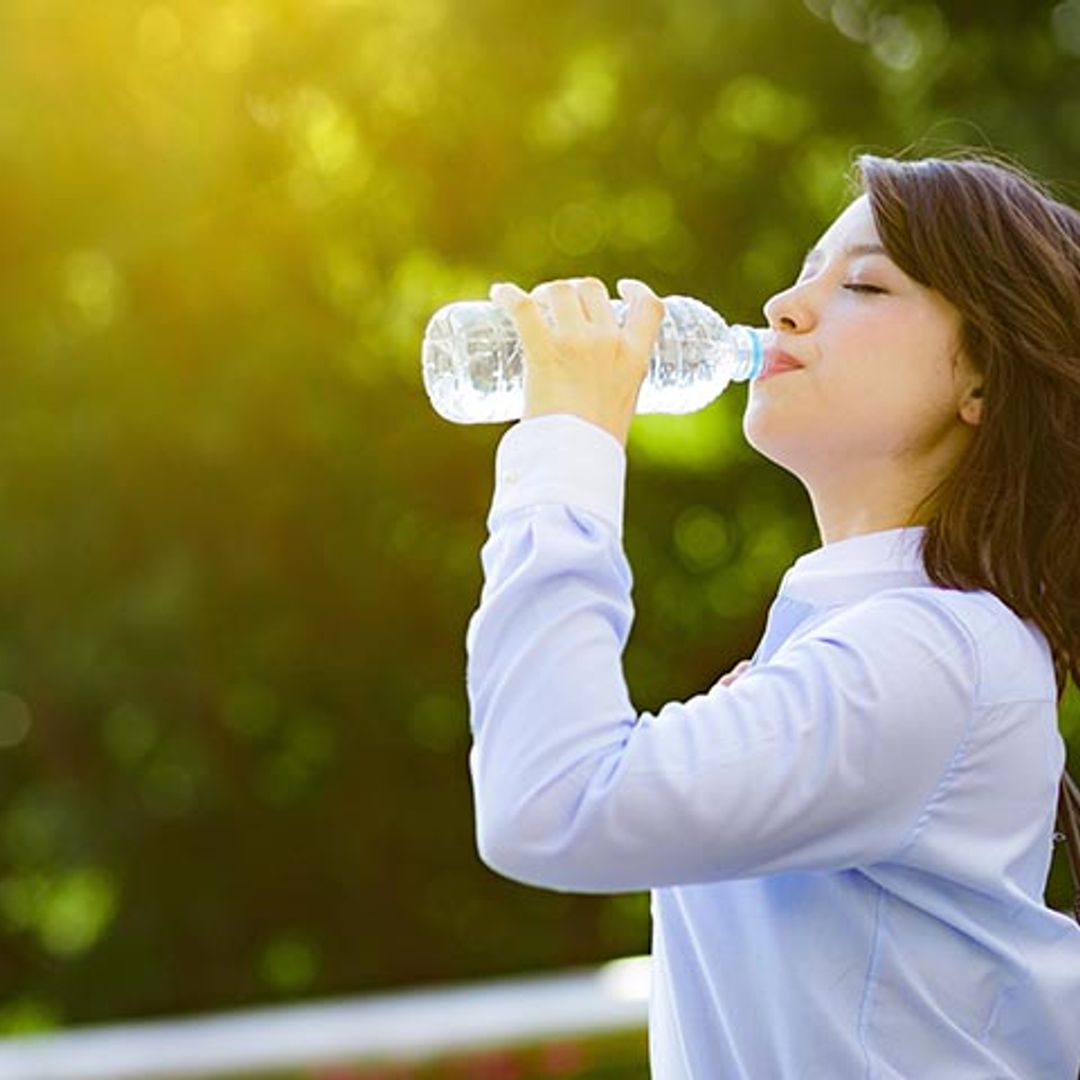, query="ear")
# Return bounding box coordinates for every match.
[960,384,983,426]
